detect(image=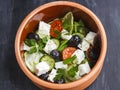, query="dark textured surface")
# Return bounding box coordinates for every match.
[0,0,119,90]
